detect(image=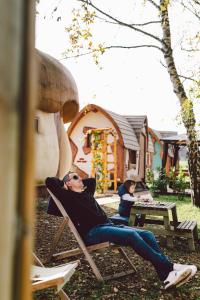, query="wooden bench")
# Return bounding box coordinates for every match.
[173,220,198,251]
